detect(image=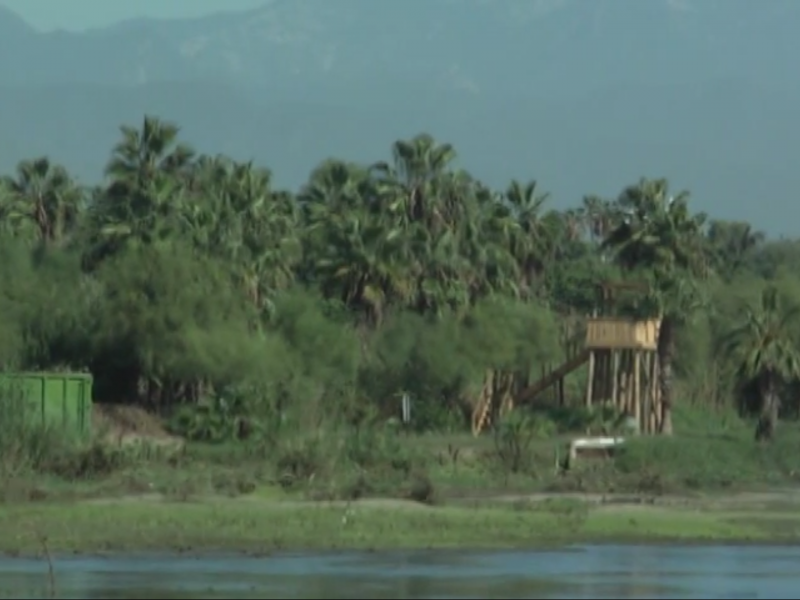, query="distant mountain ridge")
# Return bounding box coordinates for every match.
[0,0,798,234]
[1,0,797,92]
